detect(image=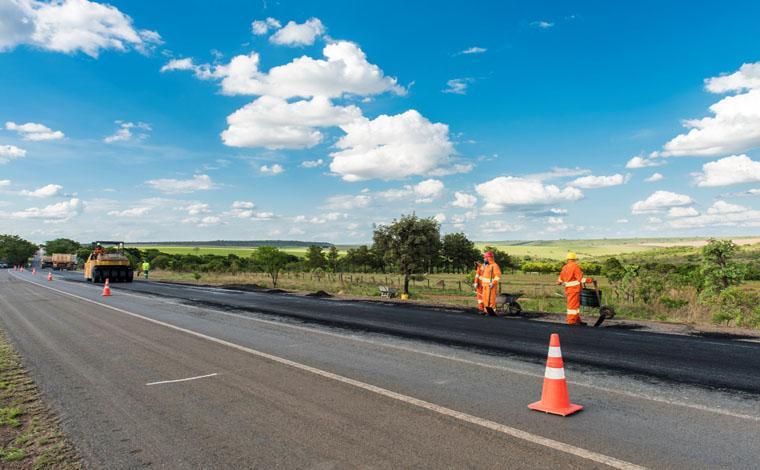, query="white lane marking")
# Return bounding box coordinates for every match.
[16,273,760,422]
[146,373,218,386]
[13,274,642,470]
